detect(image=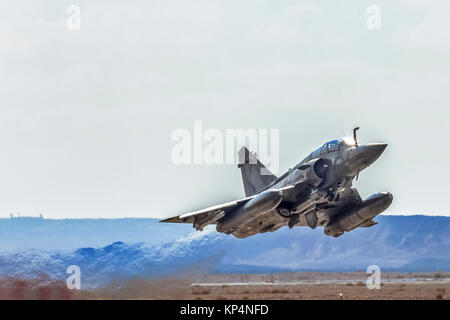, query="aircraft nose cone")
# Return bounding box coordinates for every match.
[364,143,387,162]
[350,143,387,173]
